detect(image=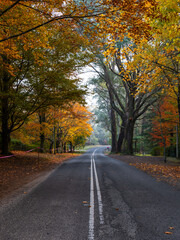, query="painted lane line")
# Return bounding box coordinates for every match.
[88,154,94,240]
[88,149,104,240]
[93,156,104,225]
